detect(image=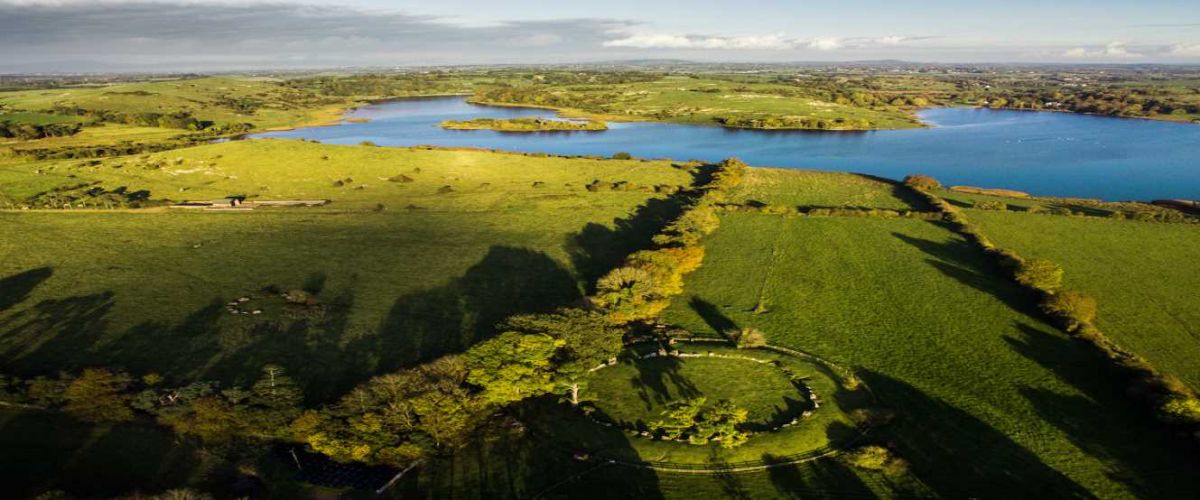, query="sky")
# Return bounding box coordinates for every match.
[1,0,1199,72]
